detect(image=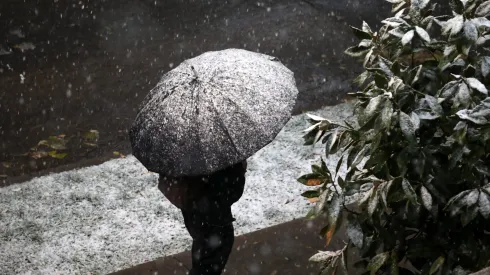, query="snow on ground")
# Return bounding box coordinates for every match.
[0,102,355,275]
